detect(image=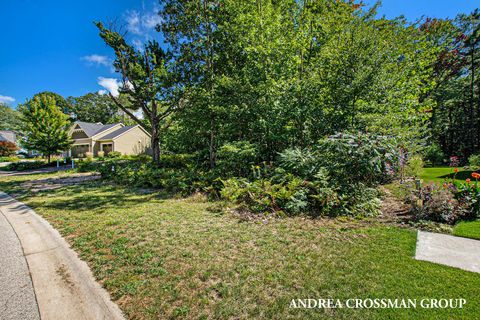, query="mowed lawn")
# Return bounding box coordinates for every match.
[1,173,479,319]
[419,167,473,184]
